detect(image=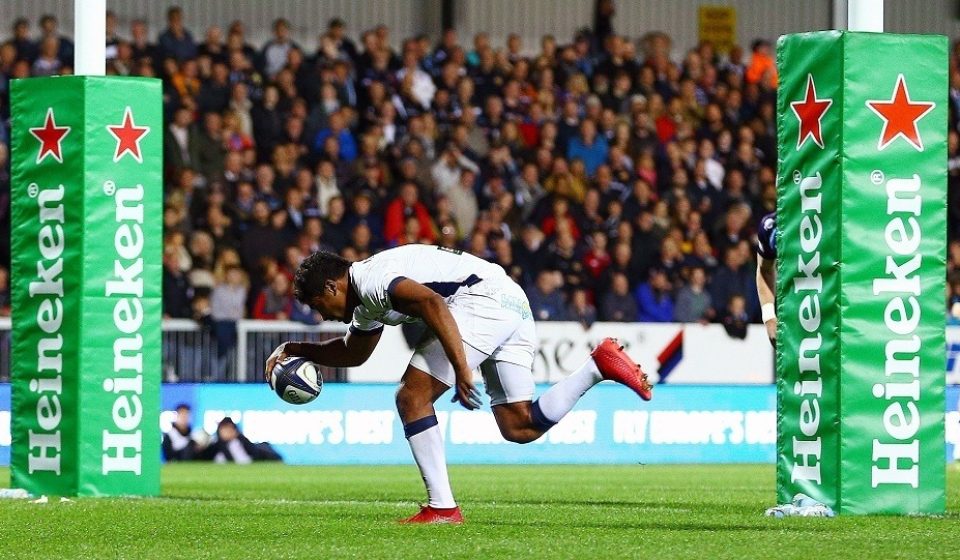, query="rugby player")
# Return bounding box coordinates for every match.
[266,244,652,524]
[756,212,778,345]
